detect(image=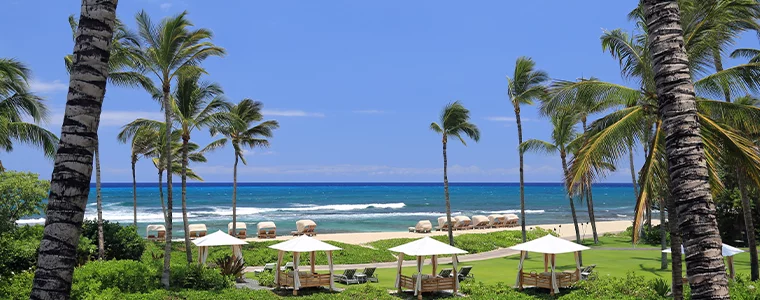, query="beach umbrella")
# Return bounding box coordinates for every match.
[663,243,745,278]
[388,237,468,298]
[192,230,248,264]
[268,235,342,294]
[509,235,590,295]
